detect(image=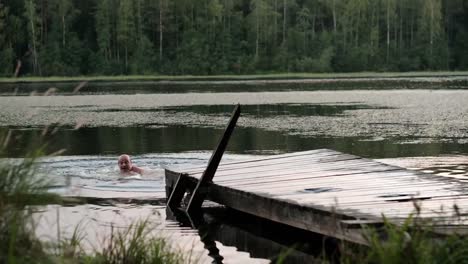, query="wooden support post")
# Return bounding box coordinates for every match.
[186,104,241,215]
[167,173,189,210]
